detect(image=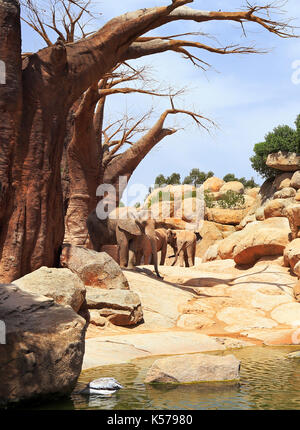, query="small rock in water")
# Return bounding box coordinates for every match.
[287,351,300,359]
[79,377,123,396]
